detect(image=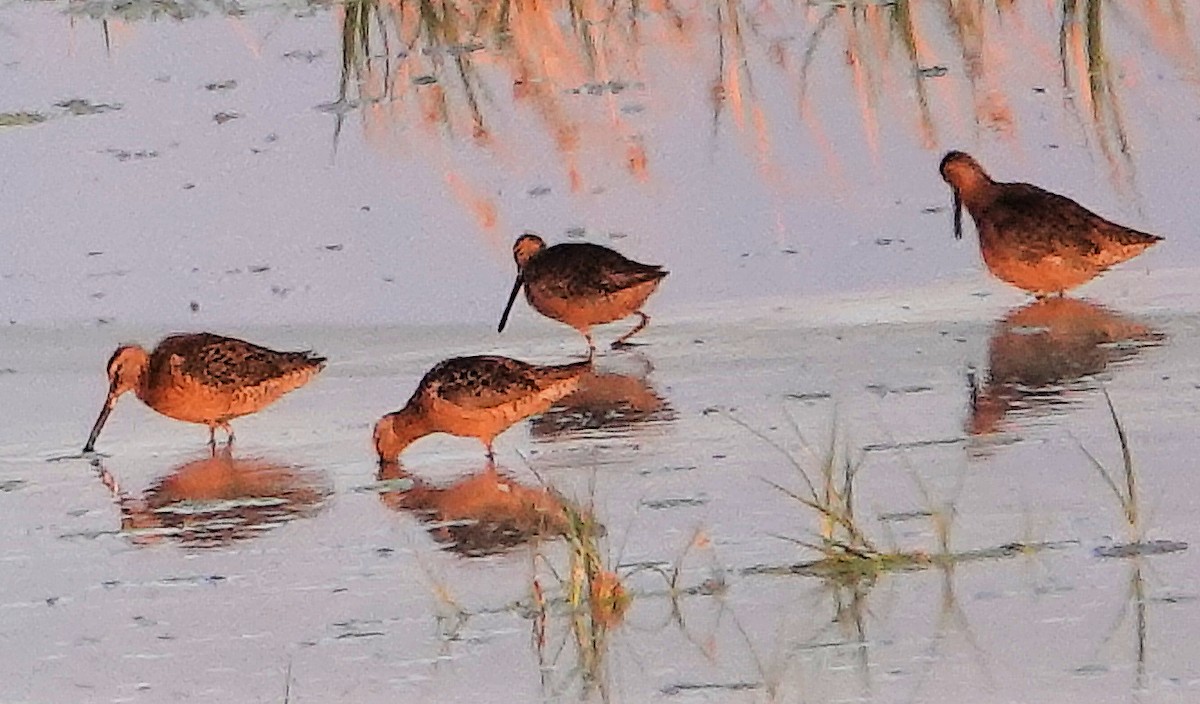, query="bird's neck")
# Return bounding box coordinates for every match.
[375,407,431,463]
